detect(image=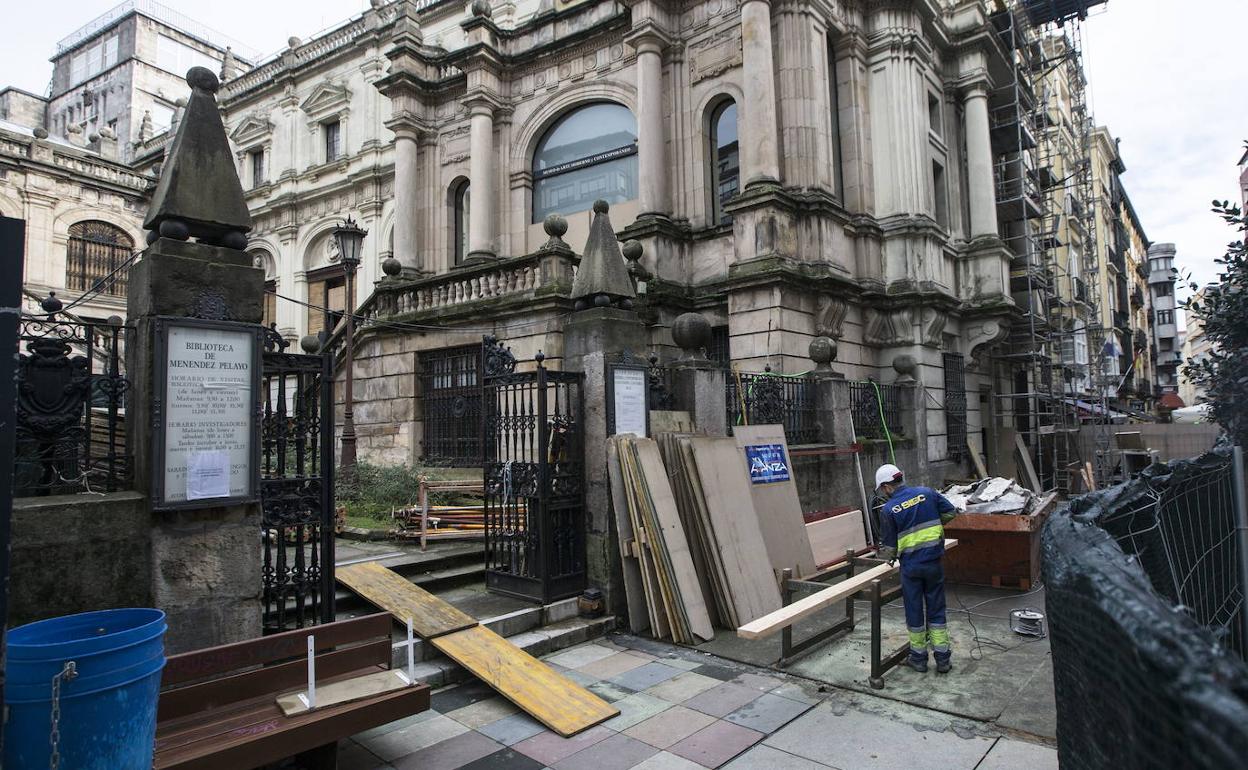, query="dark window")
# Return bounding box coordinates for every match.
[306,268,352,337]
[932,161,948,228]
[1157,310,1173,326]
[710,100,739,226]
[66,221,134,297]
[1154,282,1172,297]
[928,94,943,137]
[324,120,341,161]
[419,345,483,466]
[263,280,277,328]
[532,102,638,222]
[453,179,470,265]
[708,325,731,369]
[249,149,265,188]
[828,37,844,198]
